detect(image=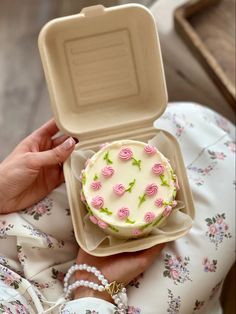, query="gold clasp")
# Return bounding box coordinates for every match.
[105,281,124,296]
